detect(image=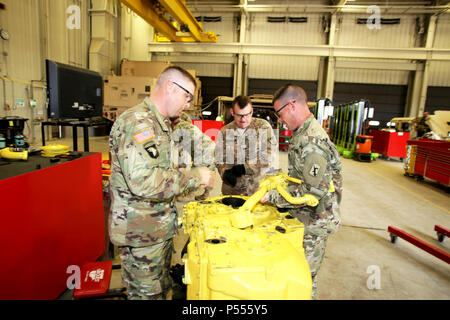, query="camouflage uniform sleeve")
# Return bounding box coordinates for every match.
[192,125,216,171]
[268,140,333,209]
[215,127,231,177]
[173,120,216,171]
[244,121,279,177]
[115,117,201,201]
